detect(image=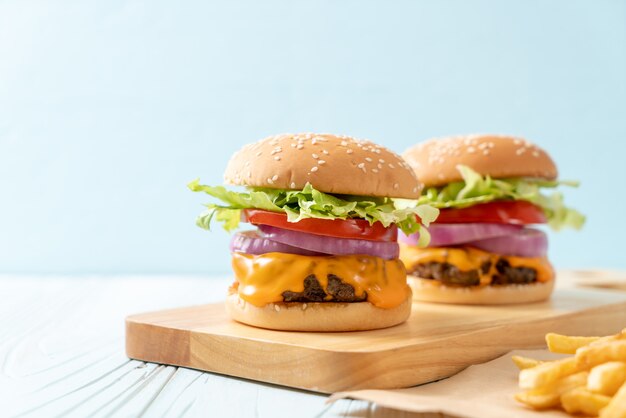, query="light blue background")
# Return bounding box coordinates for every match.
[1,1,624,274]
